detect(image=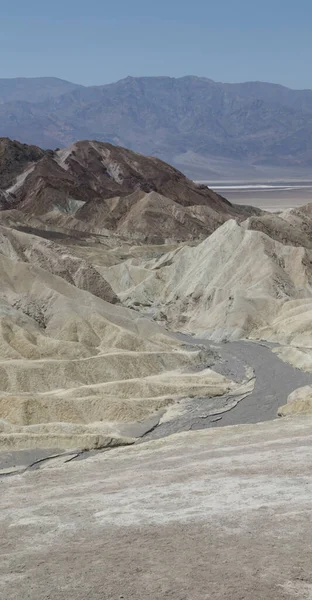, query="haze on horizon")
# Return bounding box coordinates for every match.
[1,0,312,90]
